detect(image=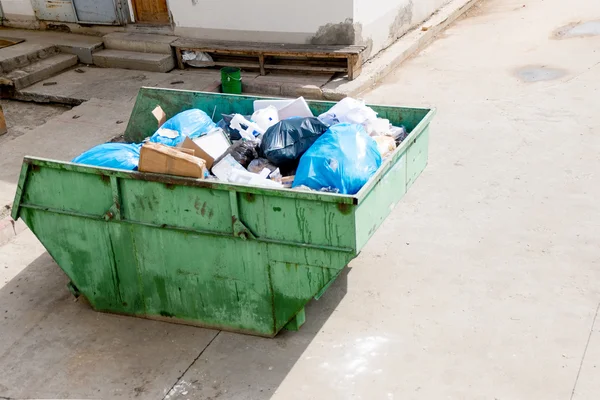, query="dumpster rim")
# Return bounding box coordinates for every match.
[16,156,358,207]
